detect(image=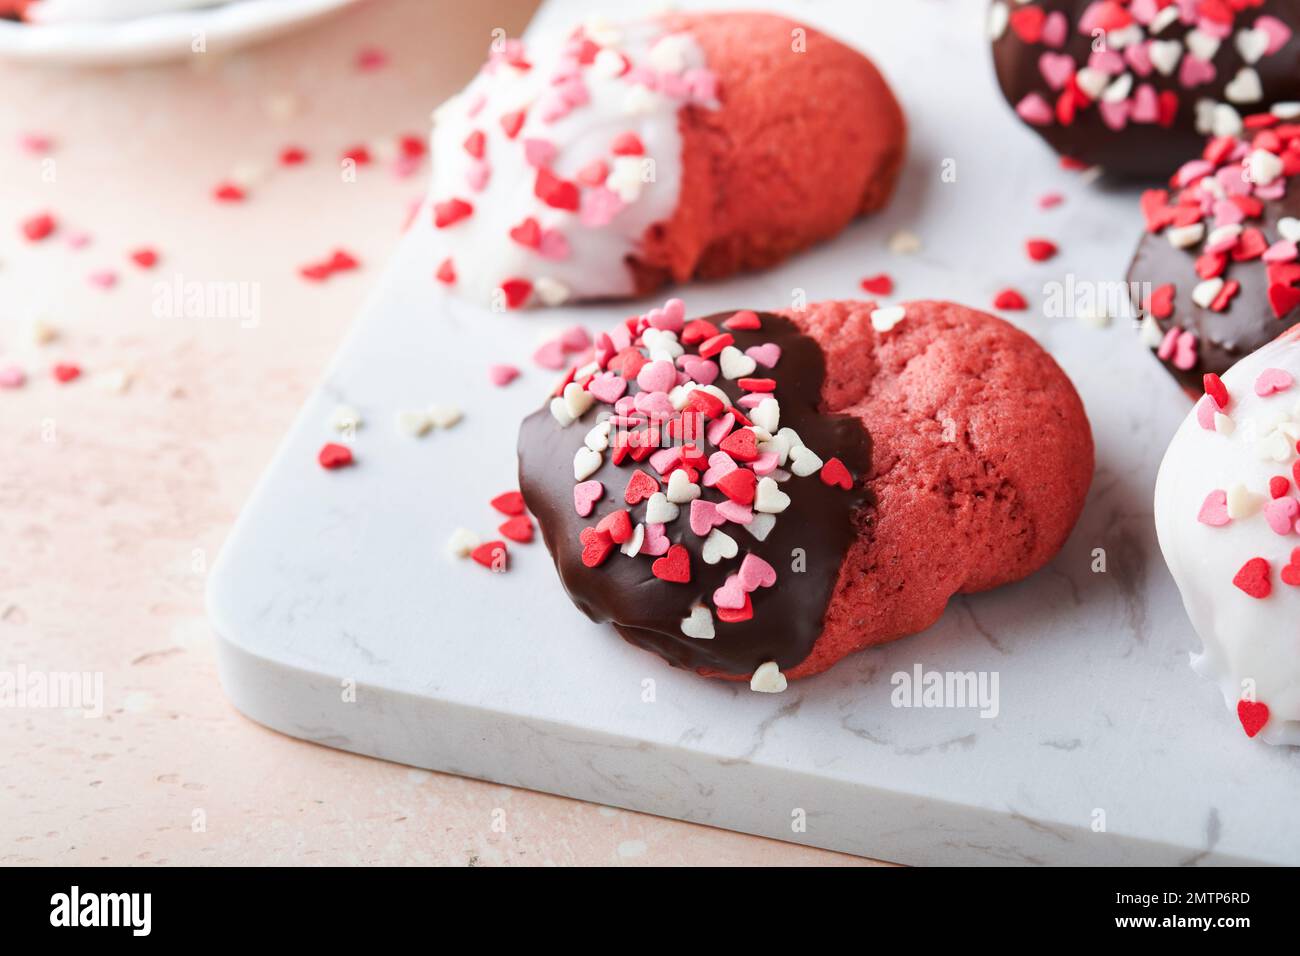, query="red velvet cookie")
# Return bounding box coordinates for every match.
[428,12,905,308]
[518,299,1094,688]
